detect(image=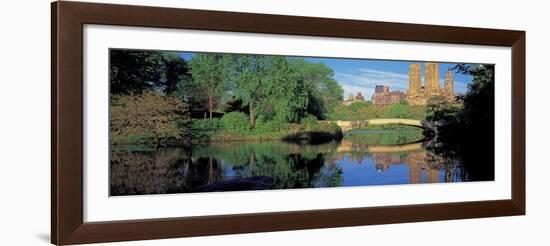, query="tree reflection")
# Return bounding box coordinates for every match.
[110,137,475,196]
